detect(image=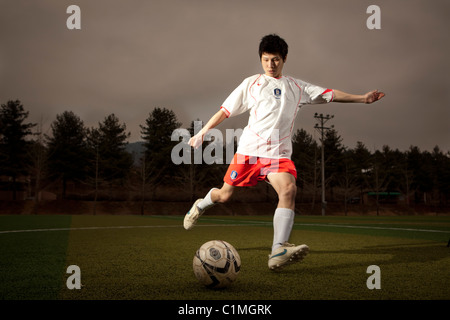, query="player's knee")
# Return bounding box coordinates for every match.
[279,183,297,201]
